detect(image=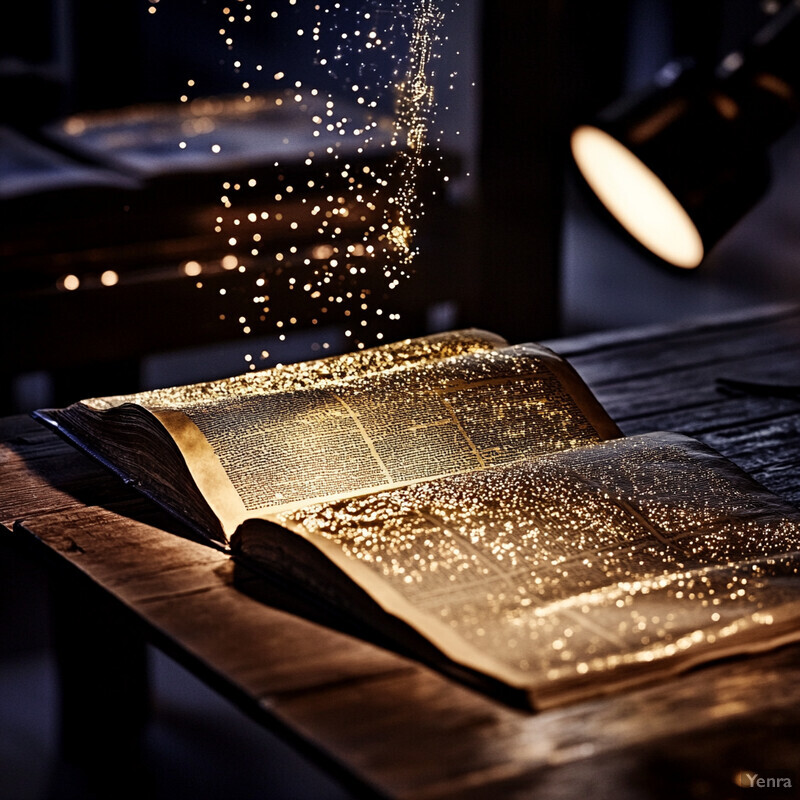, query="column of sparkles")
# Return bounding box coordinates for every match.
[168,1,458,369]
